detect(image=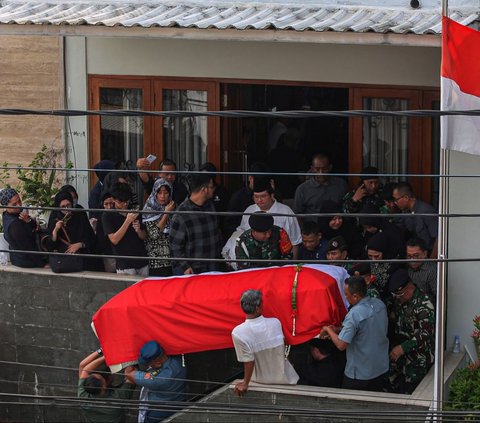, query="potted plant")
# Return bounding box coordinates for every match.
[446,315,480,418]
